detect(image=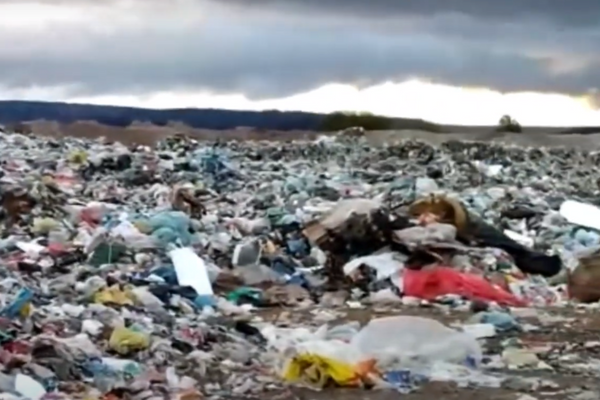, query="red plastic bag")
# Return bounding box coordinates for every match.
[403,267,526,306]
